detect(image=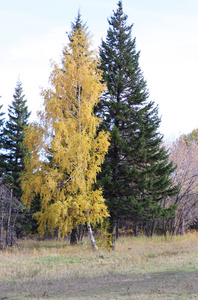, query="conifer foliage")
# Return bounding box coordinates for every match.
[97,1,179,240]
[3,81,31,196]
[21,16,110,239]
